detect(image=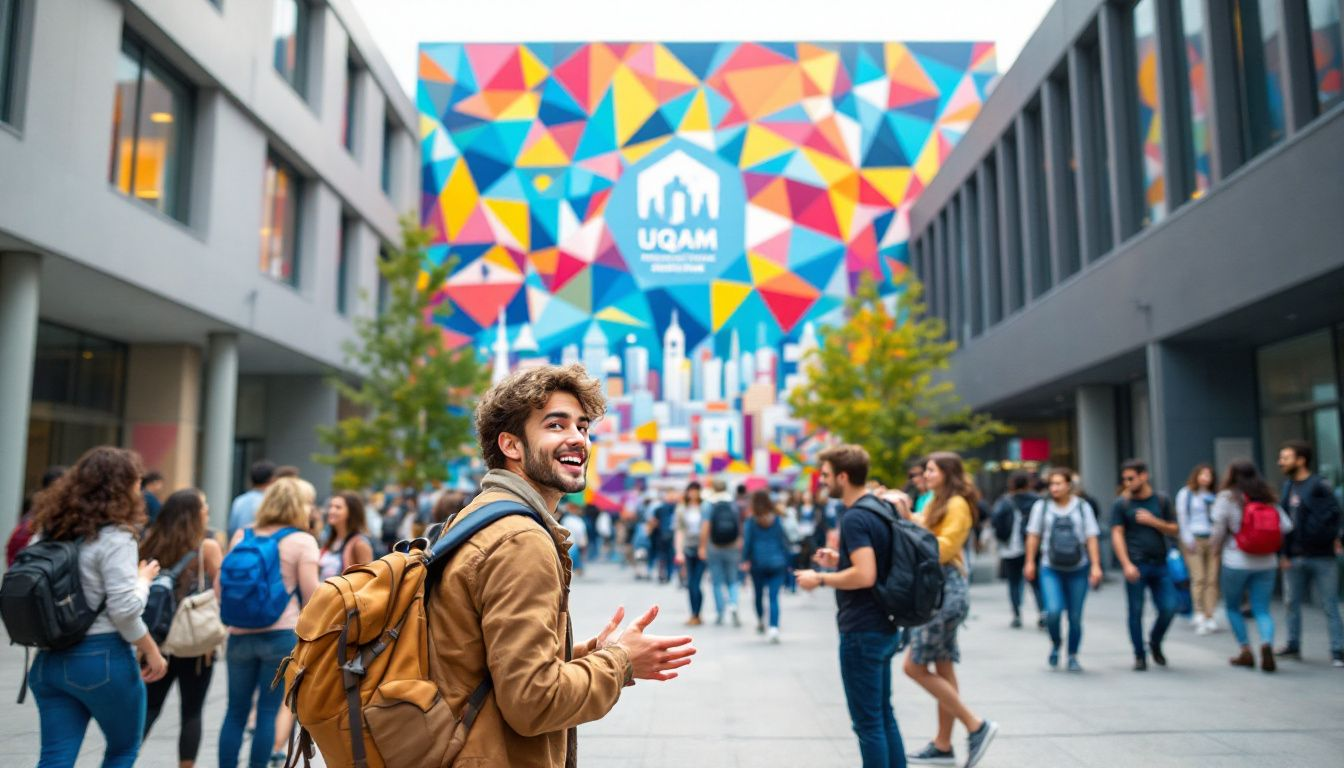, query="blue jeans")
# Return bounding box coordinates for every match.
[569,541,584,571]
[1002,555,1043,618]
[1221,567,1276,647]
[707,545,741,617]
[1284,556,1344,652]
[751,567,786,628]
[29,632,146,767]
[220,630,294,768]
[684,551,706,618]
[1040,566,1089,656]
[839,631,906,768]
[1123,561,1176,657]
